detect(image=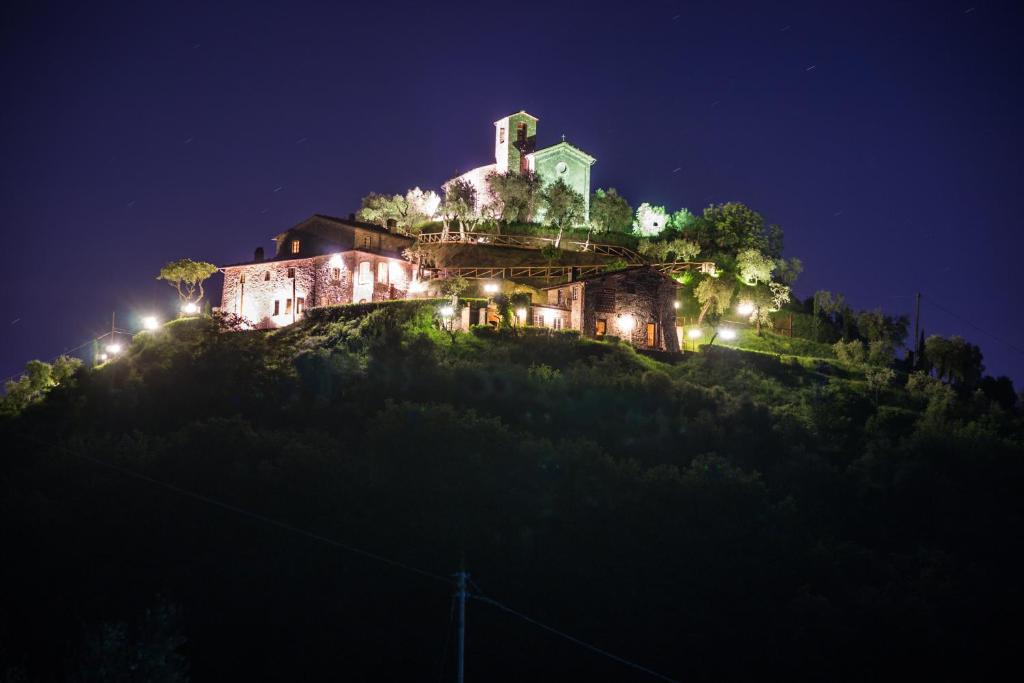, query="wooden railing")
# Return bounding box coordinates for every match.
[414,231,645,264]
[420,261,716,281]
